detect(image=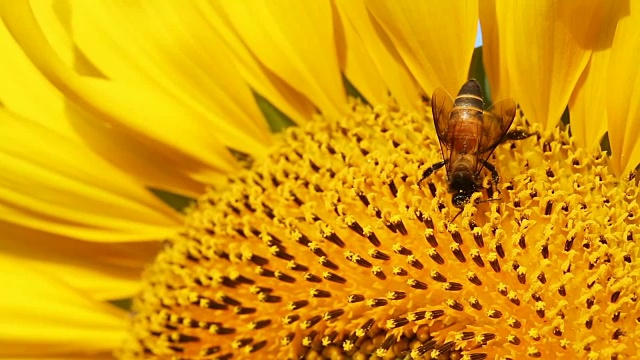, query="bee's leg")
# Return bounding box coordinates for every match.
[418,161,446,186]
[482,160,501,196]
[504,129,537,141]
